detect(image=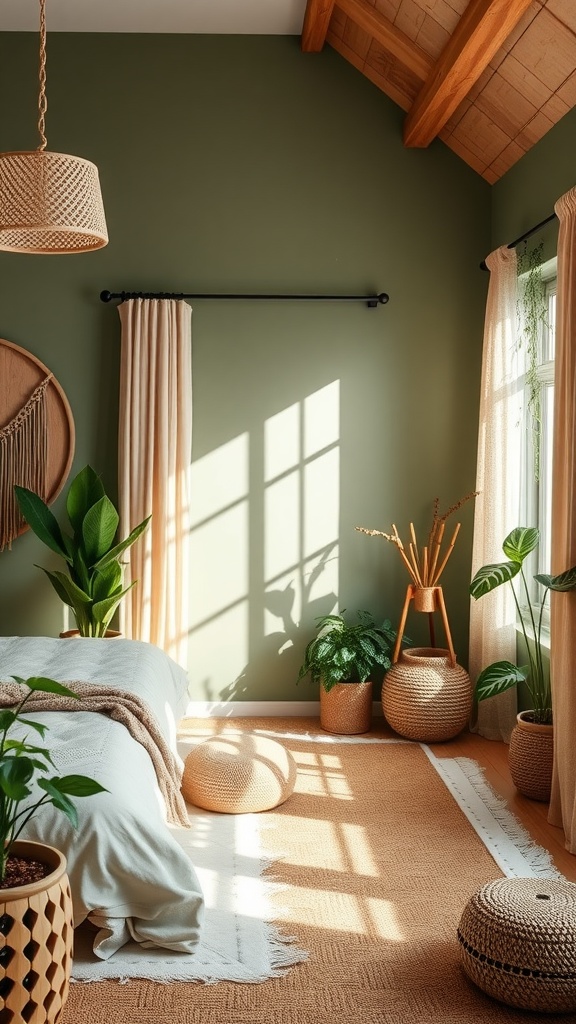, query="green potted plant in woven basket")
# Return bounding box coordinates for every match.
[14,464,150,638]
[470,526,576,800]
[297,610,398,735]
[0,674,106,1022]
